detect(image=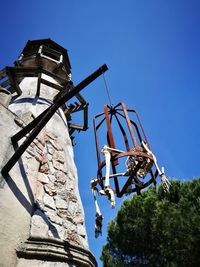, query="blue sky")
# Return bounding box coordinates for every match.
[1,1,200,266]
